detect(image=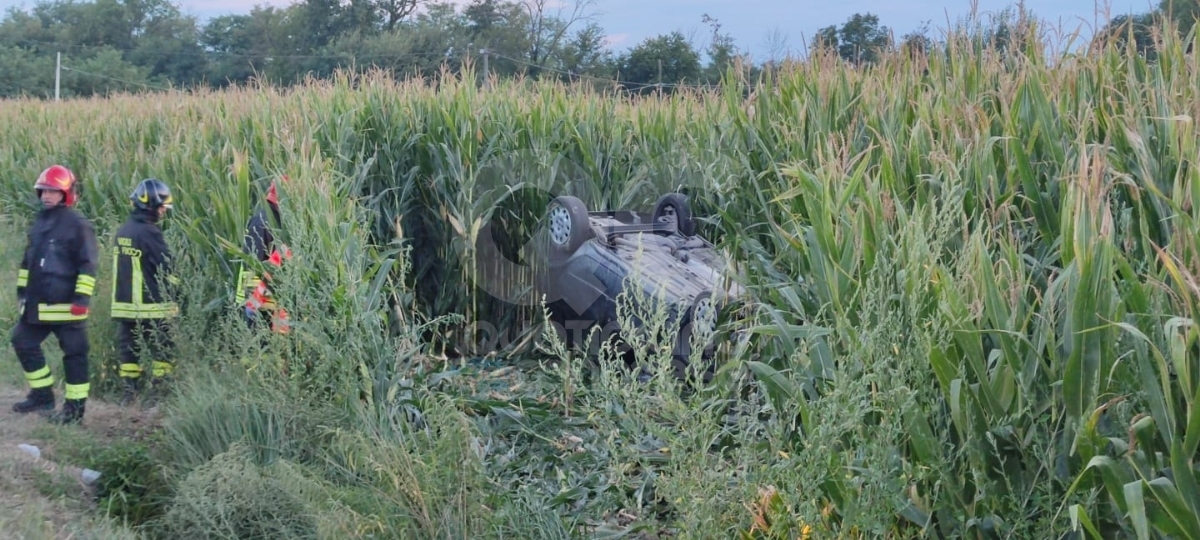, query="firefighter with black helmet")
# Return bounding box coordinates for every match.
[112,178,180,405]
[11,164,99,425]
